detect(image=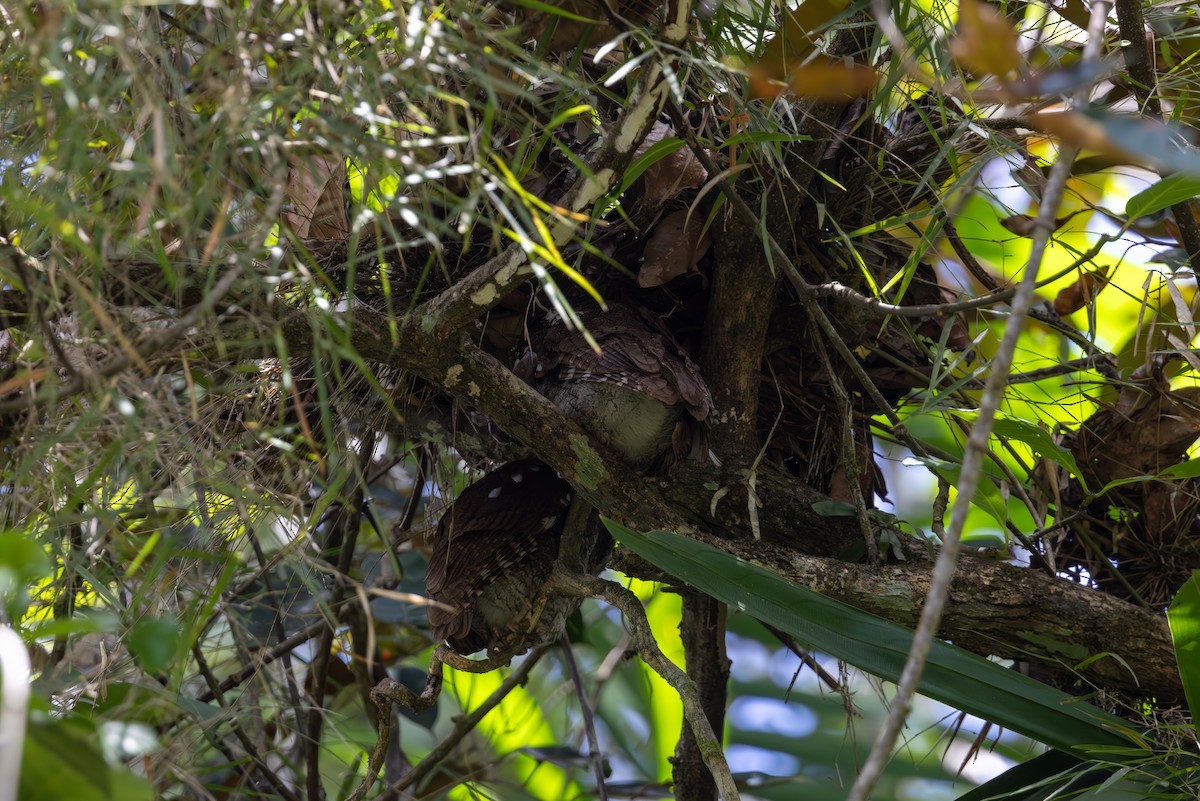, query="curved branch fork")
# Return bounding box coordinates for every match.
[361,572,741,801]
[547,570,742,801]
